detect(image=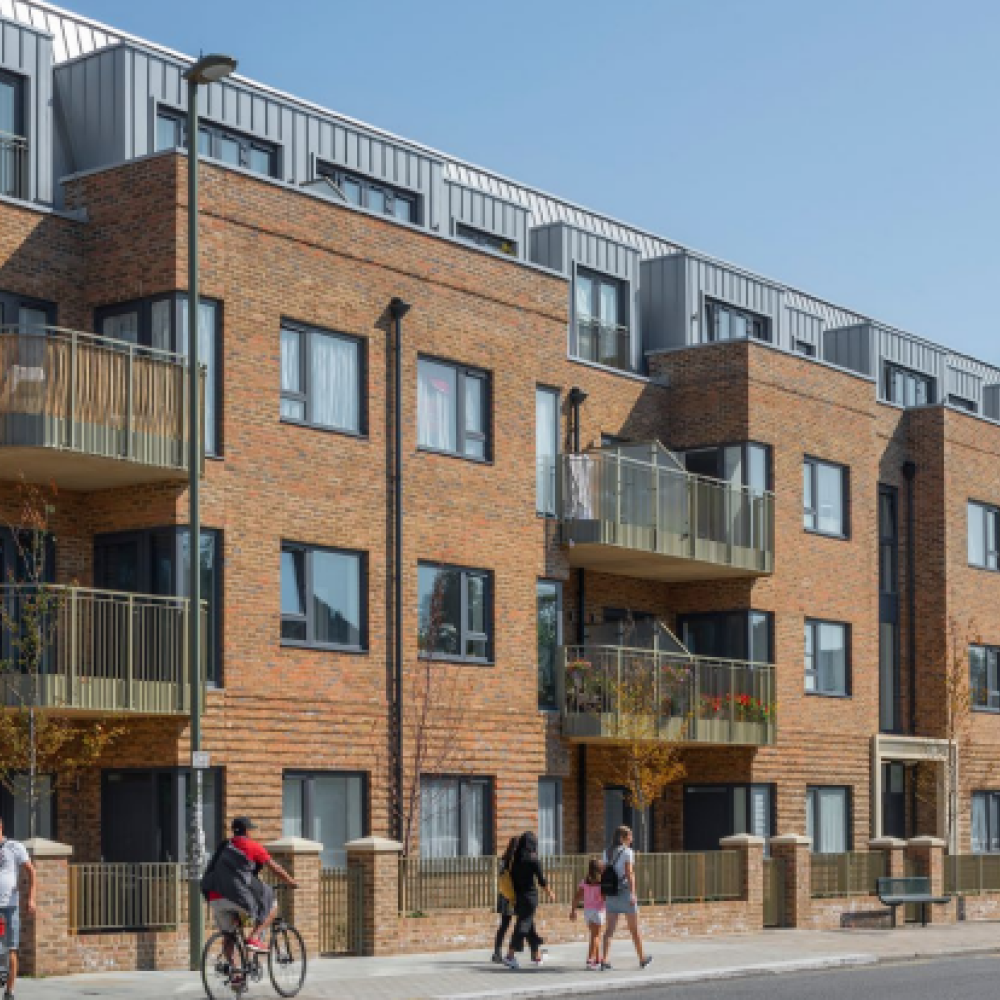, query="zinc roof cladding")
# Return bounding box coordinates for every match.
[4,0,1000,384]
